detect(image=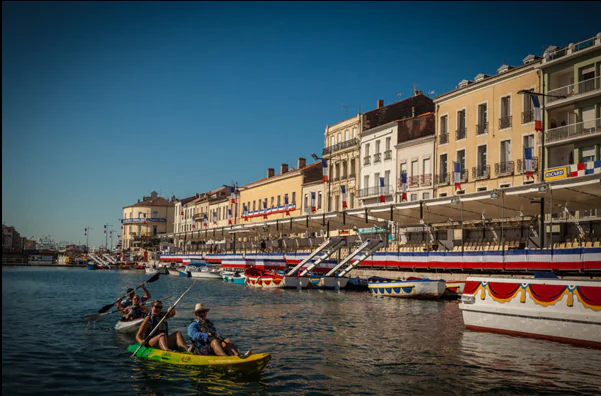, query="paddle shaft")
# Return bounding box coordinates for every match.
[85,295,174,322]
[131,281,197,358]
[99,273,160,313]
